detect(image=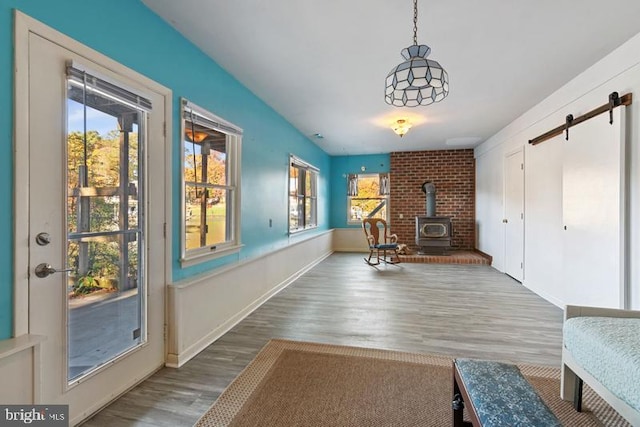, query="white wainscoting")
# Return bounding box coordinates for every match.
[167,230,334,367]
[0,335,44,403]
[332,228,368,252]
